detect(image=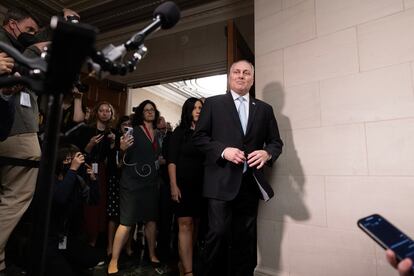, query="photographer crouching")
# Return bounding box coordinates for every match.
[45,144,104,276]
